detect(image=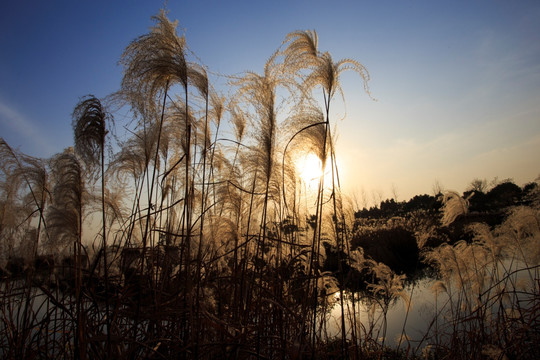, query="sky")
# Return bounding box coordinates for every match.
[1,0,539,204]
